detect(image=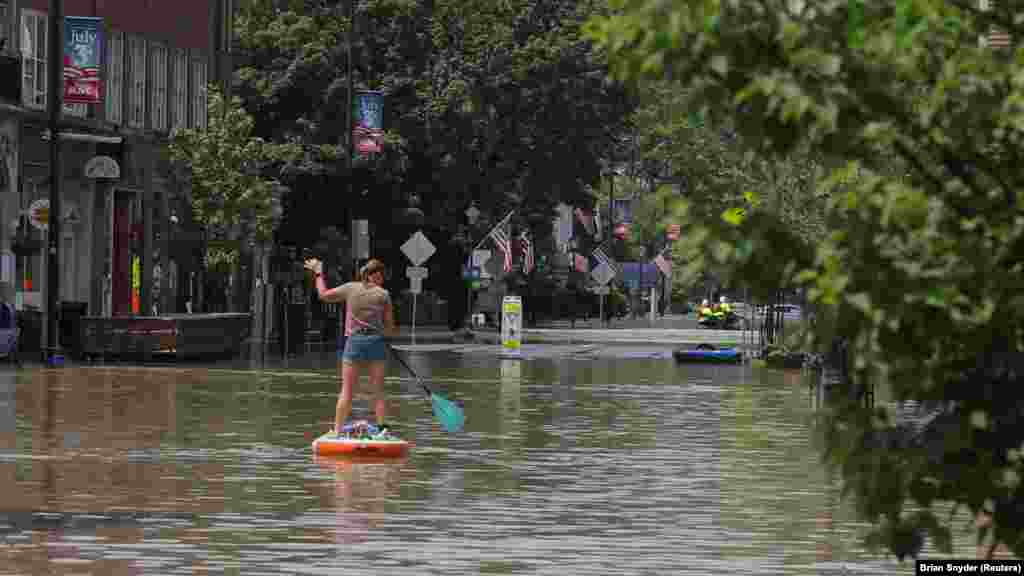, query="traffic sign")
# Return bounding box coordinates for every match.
[590,261,615,286]
[401,230,436,266]
[592,286,610,295]
[410,277,423,294]
[406,266,429,279]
